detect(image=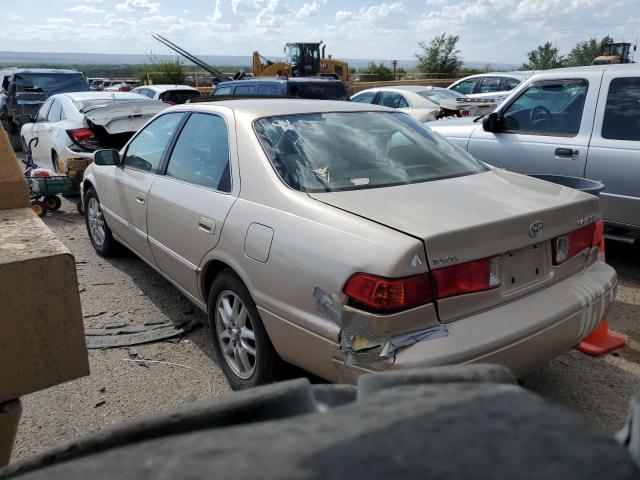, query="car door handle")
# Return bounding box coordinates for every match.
[555,148,579,160]
[135,192,146,204]
[198,217,215,235]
